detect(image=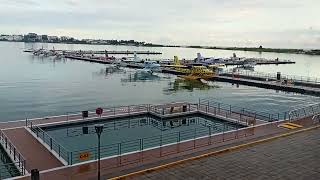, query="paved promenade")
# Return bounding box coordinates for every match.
[4,128,63,171]
[126,127,320,180]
